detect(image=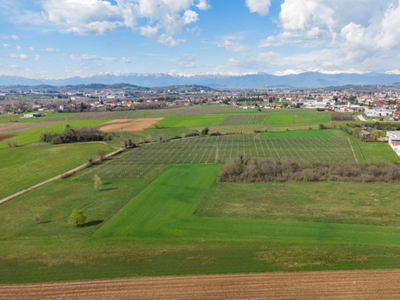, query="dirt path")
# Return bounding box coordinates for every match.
[0,148,124,206]
[1,269,400,299]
